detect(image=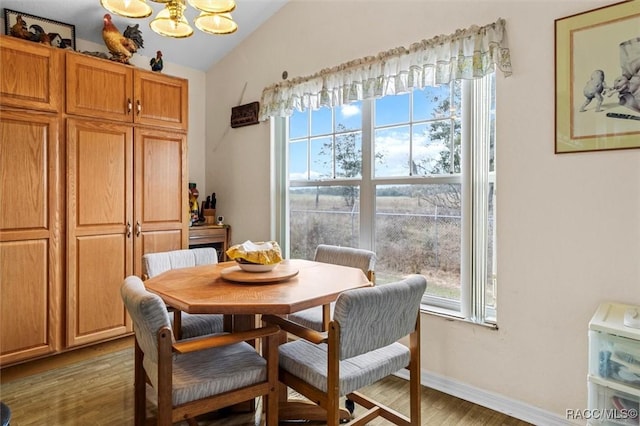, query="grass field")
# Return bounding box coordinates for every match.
[289,190,472,301]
